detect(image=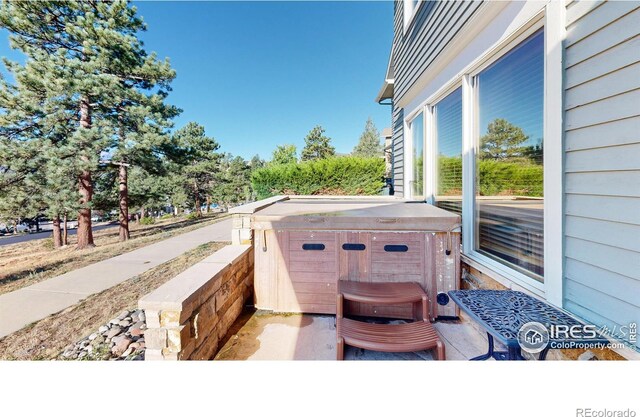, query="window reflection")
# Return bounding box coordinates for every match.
[411,112,424,199]
[475,29,544,280]
[435,87,462,215]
